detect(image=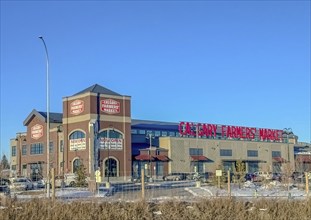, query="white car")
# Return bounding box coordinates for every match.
[10,177,34,191]
[97,184,116,197]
